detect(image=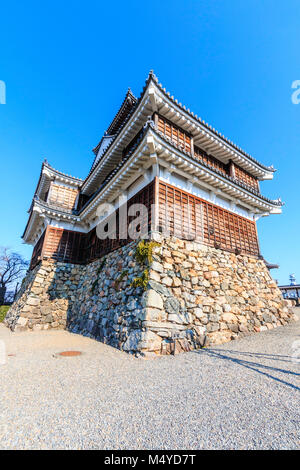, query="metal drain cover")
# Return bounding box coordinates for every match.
[58,351,82,357]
